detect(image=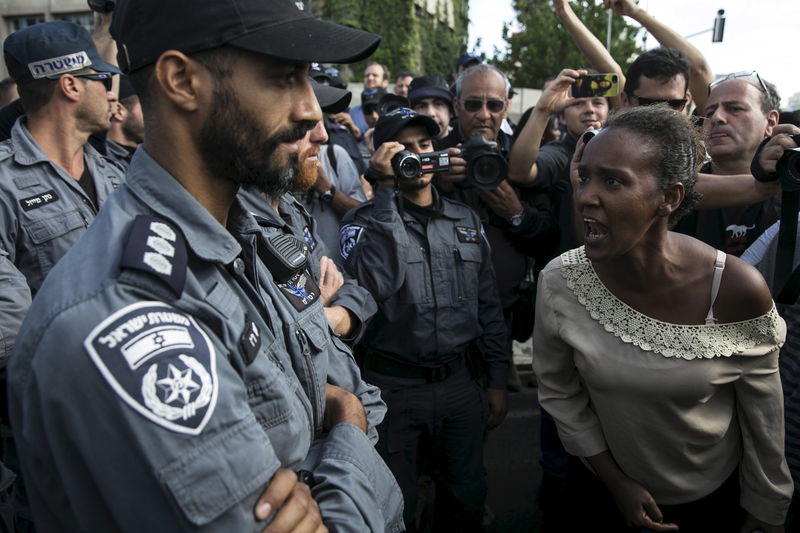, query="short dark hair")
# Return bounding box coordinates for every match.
[624,47,690,97]
[129,45,238,115]
[396,70,414,80]
[602,105,704,226]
